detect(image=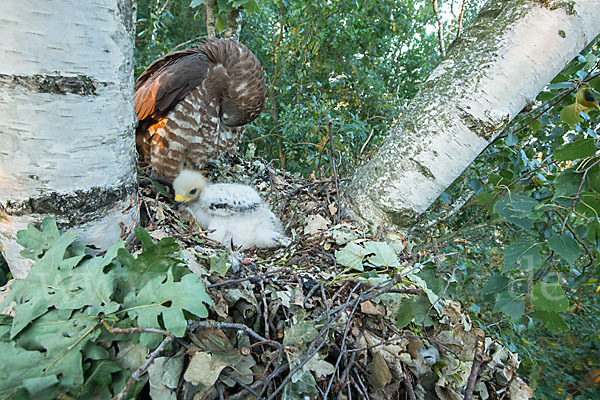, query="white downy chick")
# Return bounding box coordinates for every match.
[173,169,290,249]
